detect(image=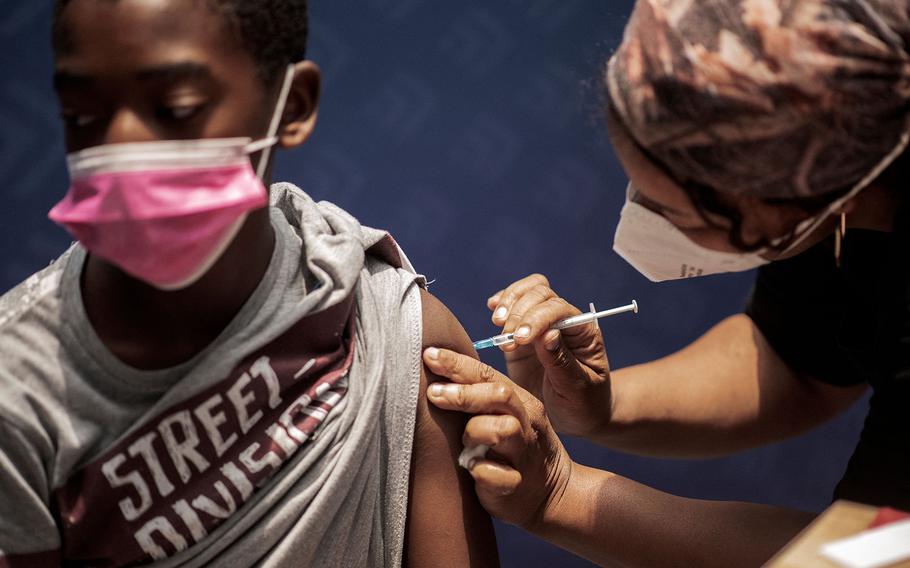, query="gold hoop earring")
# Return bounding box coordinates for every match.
[834,212,847,268]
